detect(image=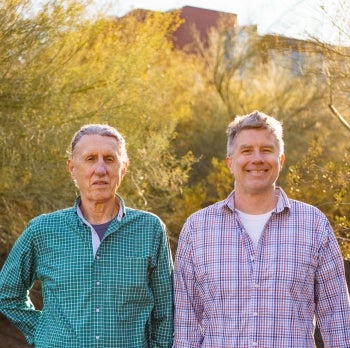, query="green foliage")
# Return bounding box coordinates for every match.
[168,157,232,251]
[1,0,350,263]
[286,139,350,259]
[172,21,350,259]
[0,0,196,262]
